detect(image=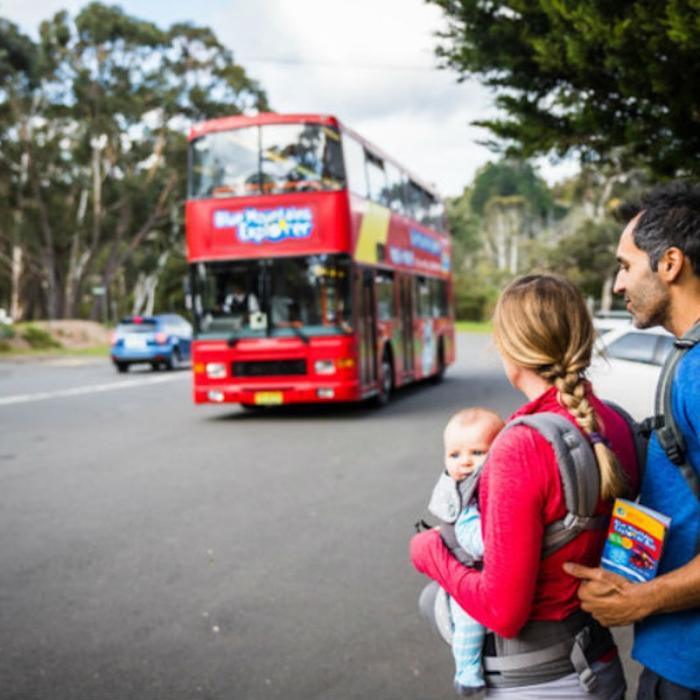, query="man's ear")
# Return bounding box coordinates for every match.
[658,246,685,283]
